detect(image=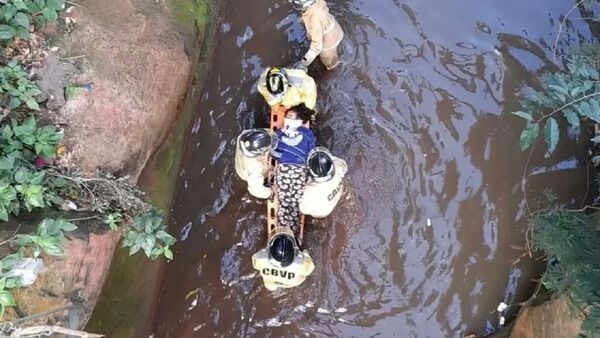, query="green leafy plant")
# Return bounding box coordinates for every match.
[122,209,175,260]
[0,61,42,110]
[0,0,32,43]
[0,116,63,220]
[530,206,600,337]
[24,0,64,27]
[513,51,600,156]
[13,218,77,257]
[0,277,16,319]
[103,212,123,230]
